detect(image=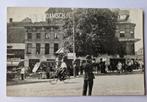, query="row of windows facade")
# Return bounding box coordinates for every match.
[115,29,135,38]
[26,26,60,32]
[26,43,59,55]
[27,32,59,40]
[116,23,135,38]
[119,30,134,38]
